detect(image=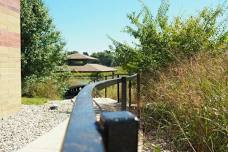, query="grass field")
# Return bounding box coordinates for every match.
[68,66,128,87]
